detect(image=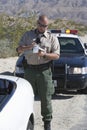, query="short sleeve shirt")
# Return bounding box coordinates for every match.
[19,29,60,65]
